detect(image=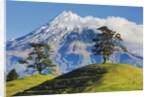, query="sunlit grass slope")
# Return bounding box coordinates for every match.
[14,63,143,96]
[6,74,56,97]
